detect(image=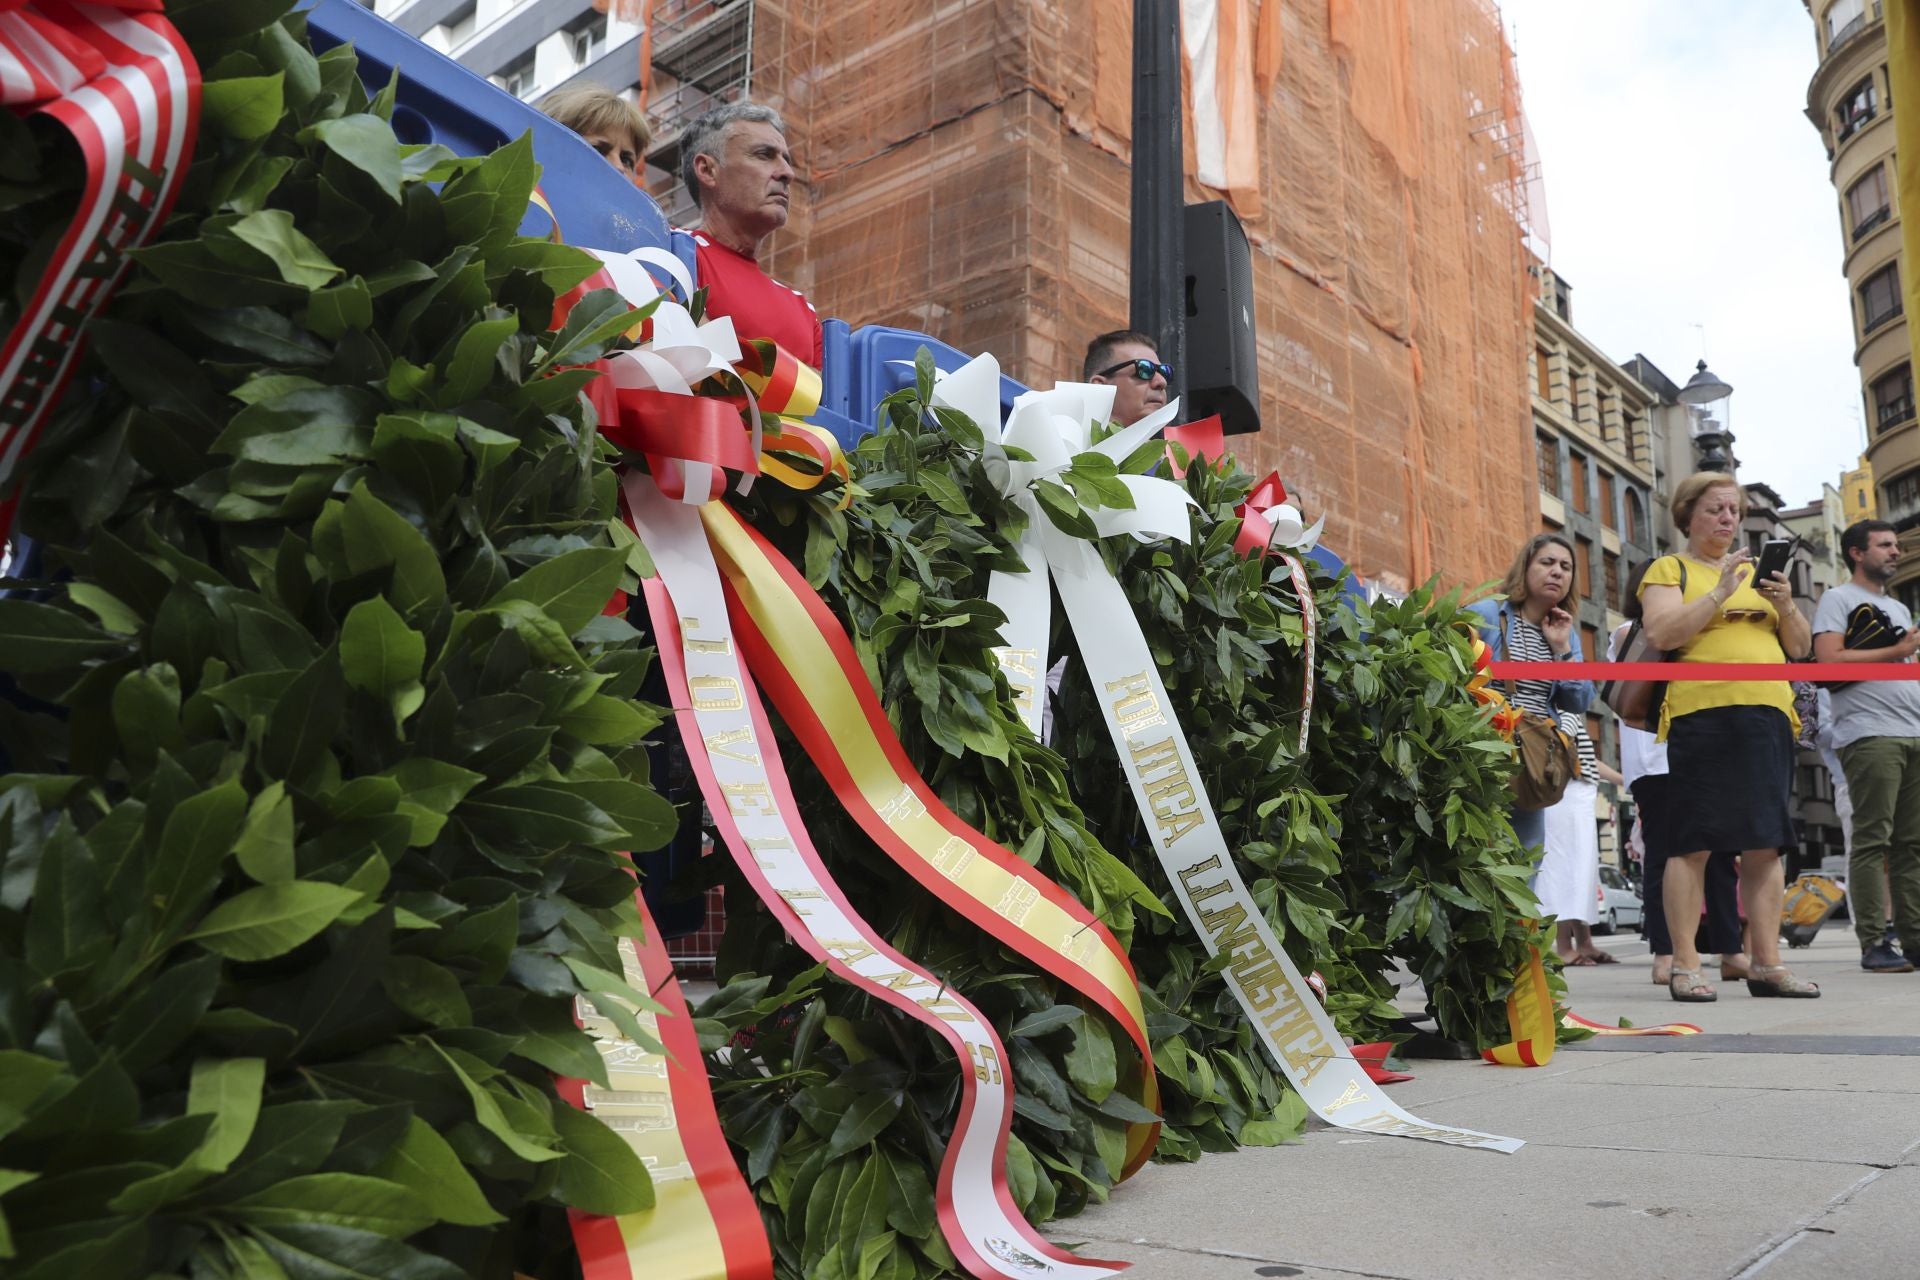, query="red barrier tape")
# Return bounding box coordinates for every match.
[1488,662,1920,682]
